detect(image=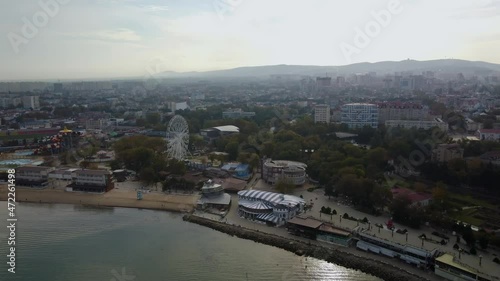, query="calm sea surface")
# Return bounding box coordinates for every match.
[0,202,381,281]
